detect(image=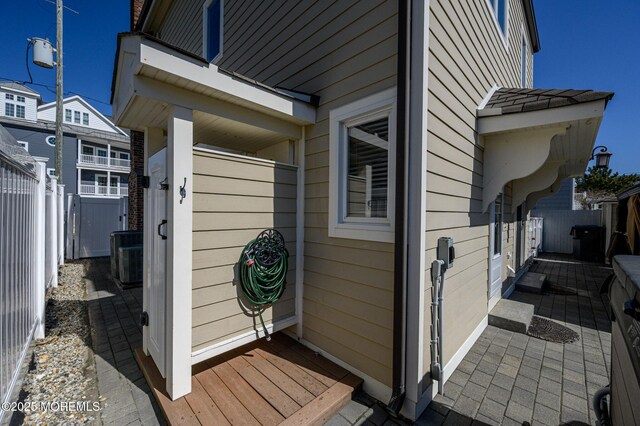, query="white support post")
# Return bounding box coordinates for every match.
[107,143,111,167]
[33,158,47,339]
[107,170,111,196]
[77,138,81,162]
[48,177,58,287]
[57,184,64,265]
[166,106,193,400]
[142,127,164,357]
